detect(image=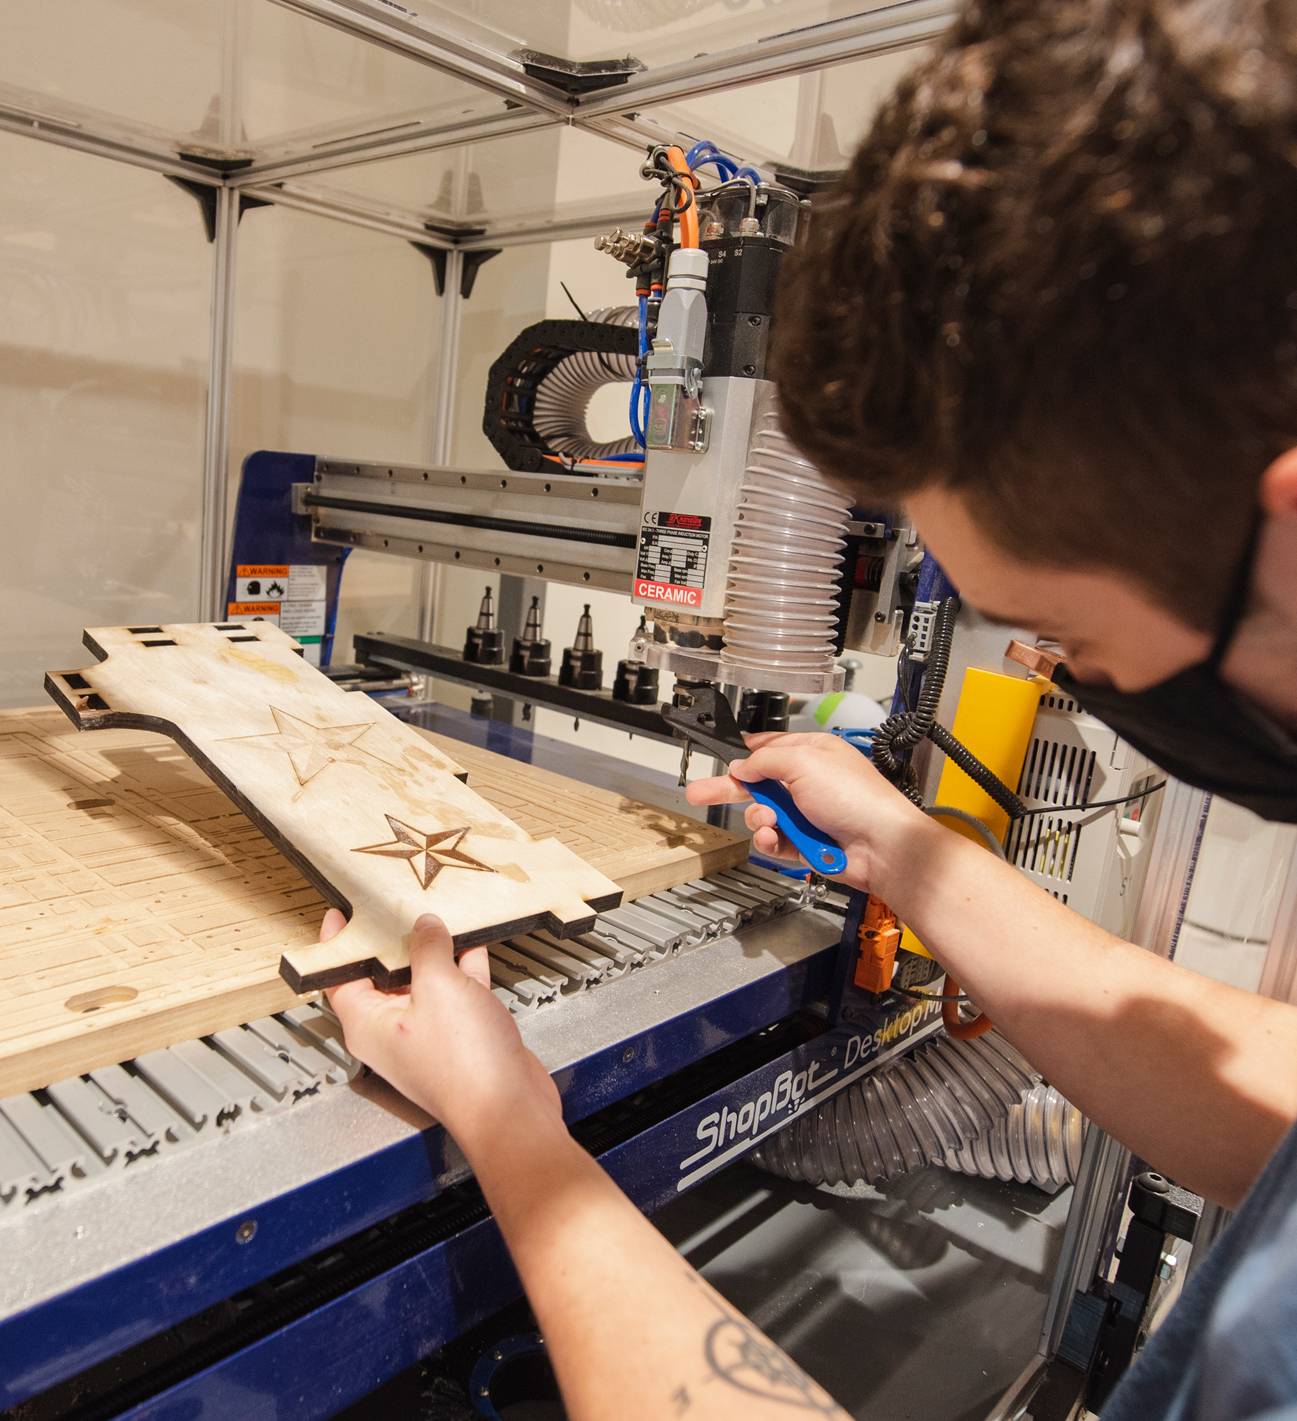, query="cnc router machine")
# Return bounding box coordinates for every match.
[1,134,1198,1421]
